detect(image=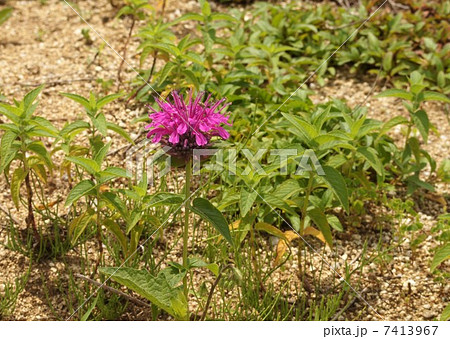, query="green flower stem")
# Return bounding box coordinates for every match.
[298,174,314,279]
[183,158,192,302]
